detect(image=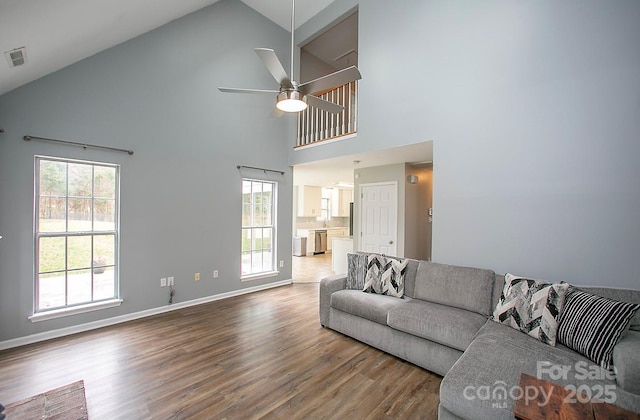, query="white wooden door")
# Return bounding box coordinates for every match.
[359,182,397,255]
